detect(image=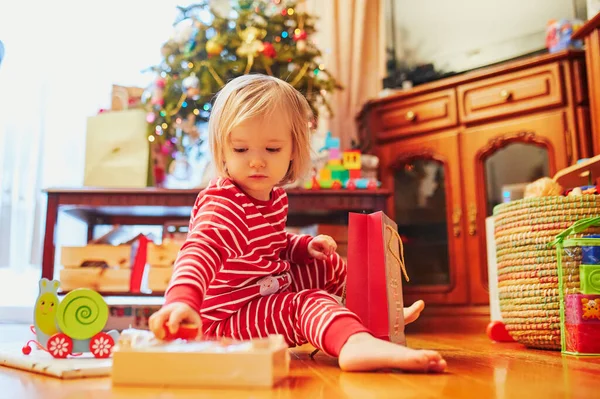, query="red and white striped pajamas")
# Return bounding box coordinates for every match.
[165,178,368,356]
